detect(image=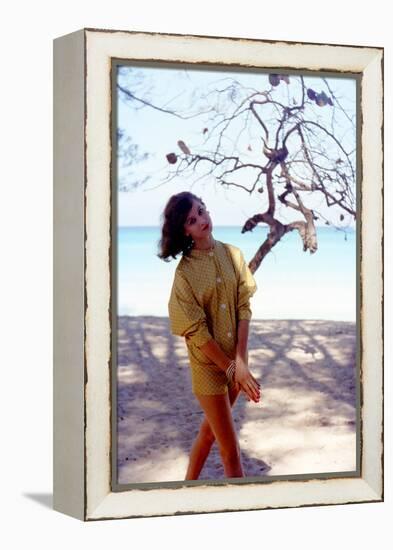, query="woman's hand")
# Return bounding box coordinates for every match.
[234,355,260,403]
